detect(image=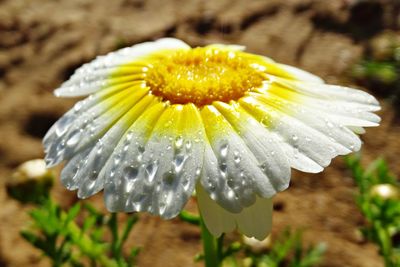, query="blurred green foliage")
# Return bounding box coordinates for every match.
[351,31,400,109]
[21,199,139,267]
[345,155,400,267]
